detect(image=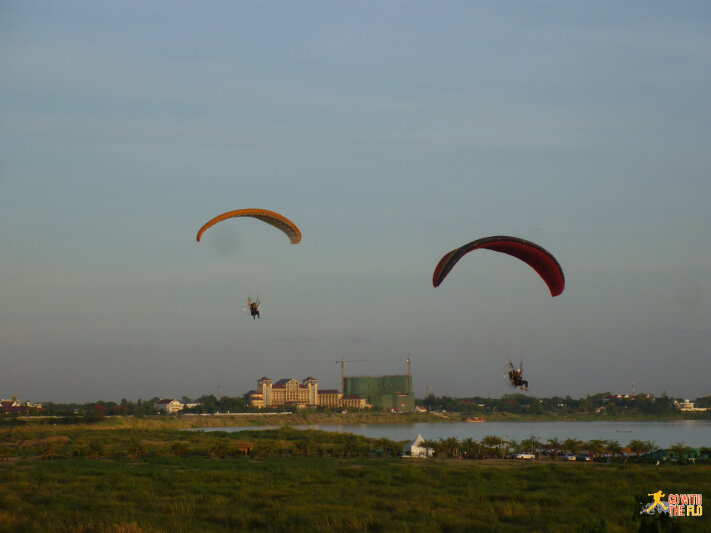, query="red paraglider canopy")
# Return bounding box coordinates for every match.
[432,236,565,297]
